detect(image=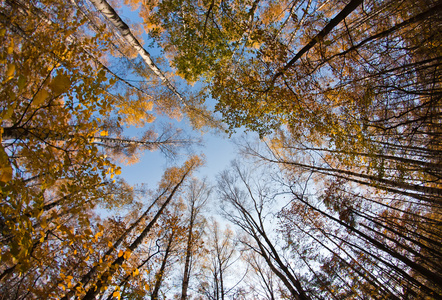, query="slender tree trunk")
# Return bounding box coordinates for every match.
[151,229,175,300]
[272,0,363,82]
[2,126,189,150]
[293,192,442,297]
[180,212,195,300]
[263,154,442,202]
[283,144,440,170]
[80,168,191,300]
[218,254,224,300]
